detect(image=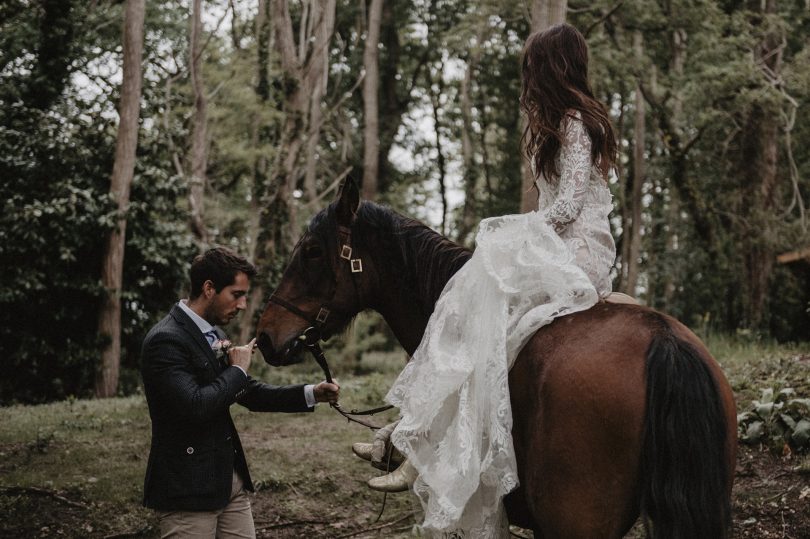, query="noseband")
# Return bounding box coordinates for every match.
[266,222,392,429]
